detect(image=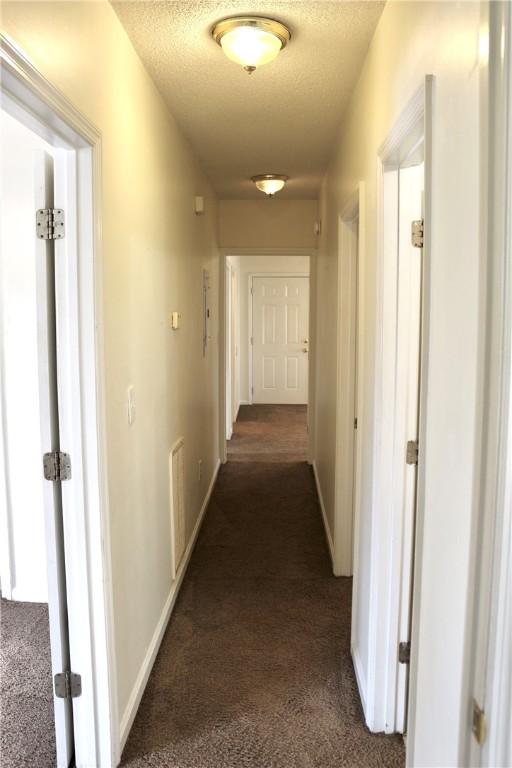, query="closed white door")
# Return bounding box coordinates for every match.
[252,276,309,404]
